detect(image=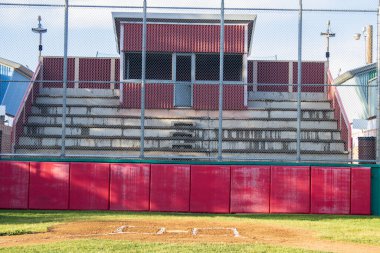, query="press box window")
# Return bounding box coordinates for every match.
[195,54,243,81]
[124,52,172,80]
